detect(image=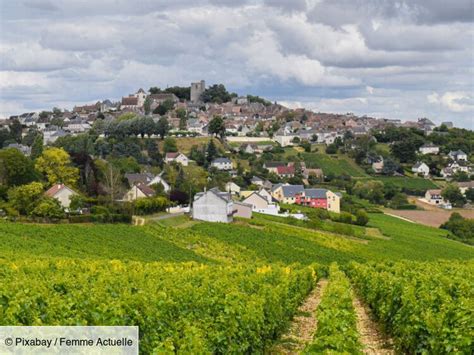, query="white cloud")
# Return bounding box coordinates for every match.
[427,91,474,112]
